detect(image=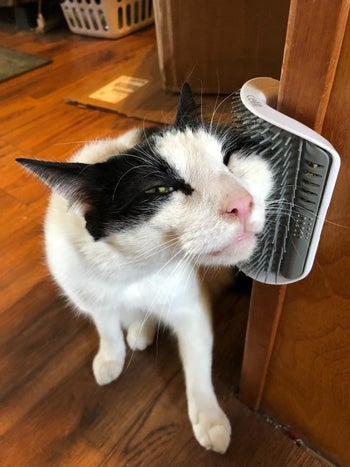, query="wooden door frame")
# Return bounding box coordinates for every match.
[239,0,350,410]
